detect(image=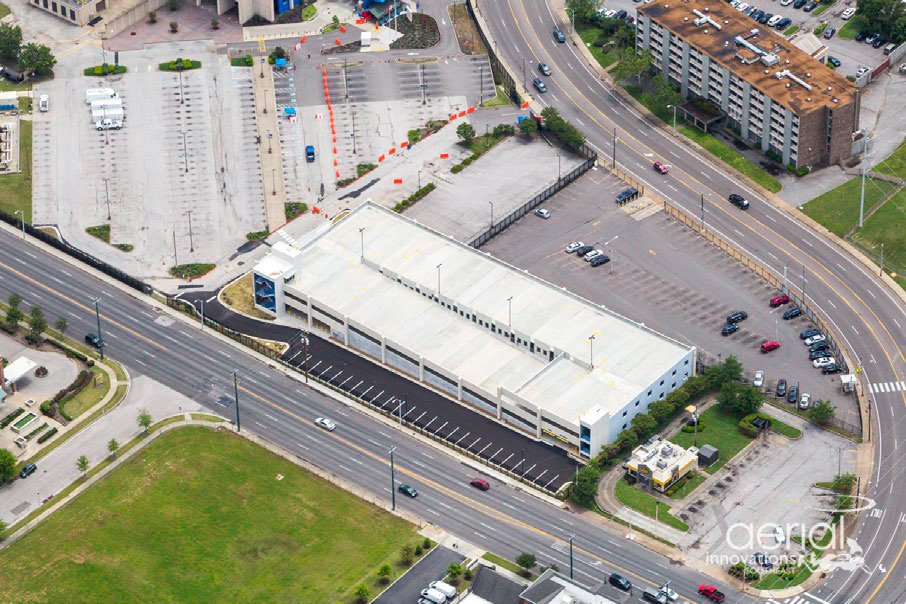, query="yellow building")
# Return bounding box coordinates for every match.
[626,436,698,493]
